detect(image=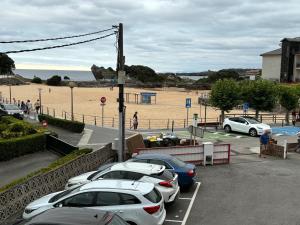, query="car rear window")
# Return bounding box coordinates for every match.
[151,170,174,180]
[170,157,186,167]
[143,188,162,203]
